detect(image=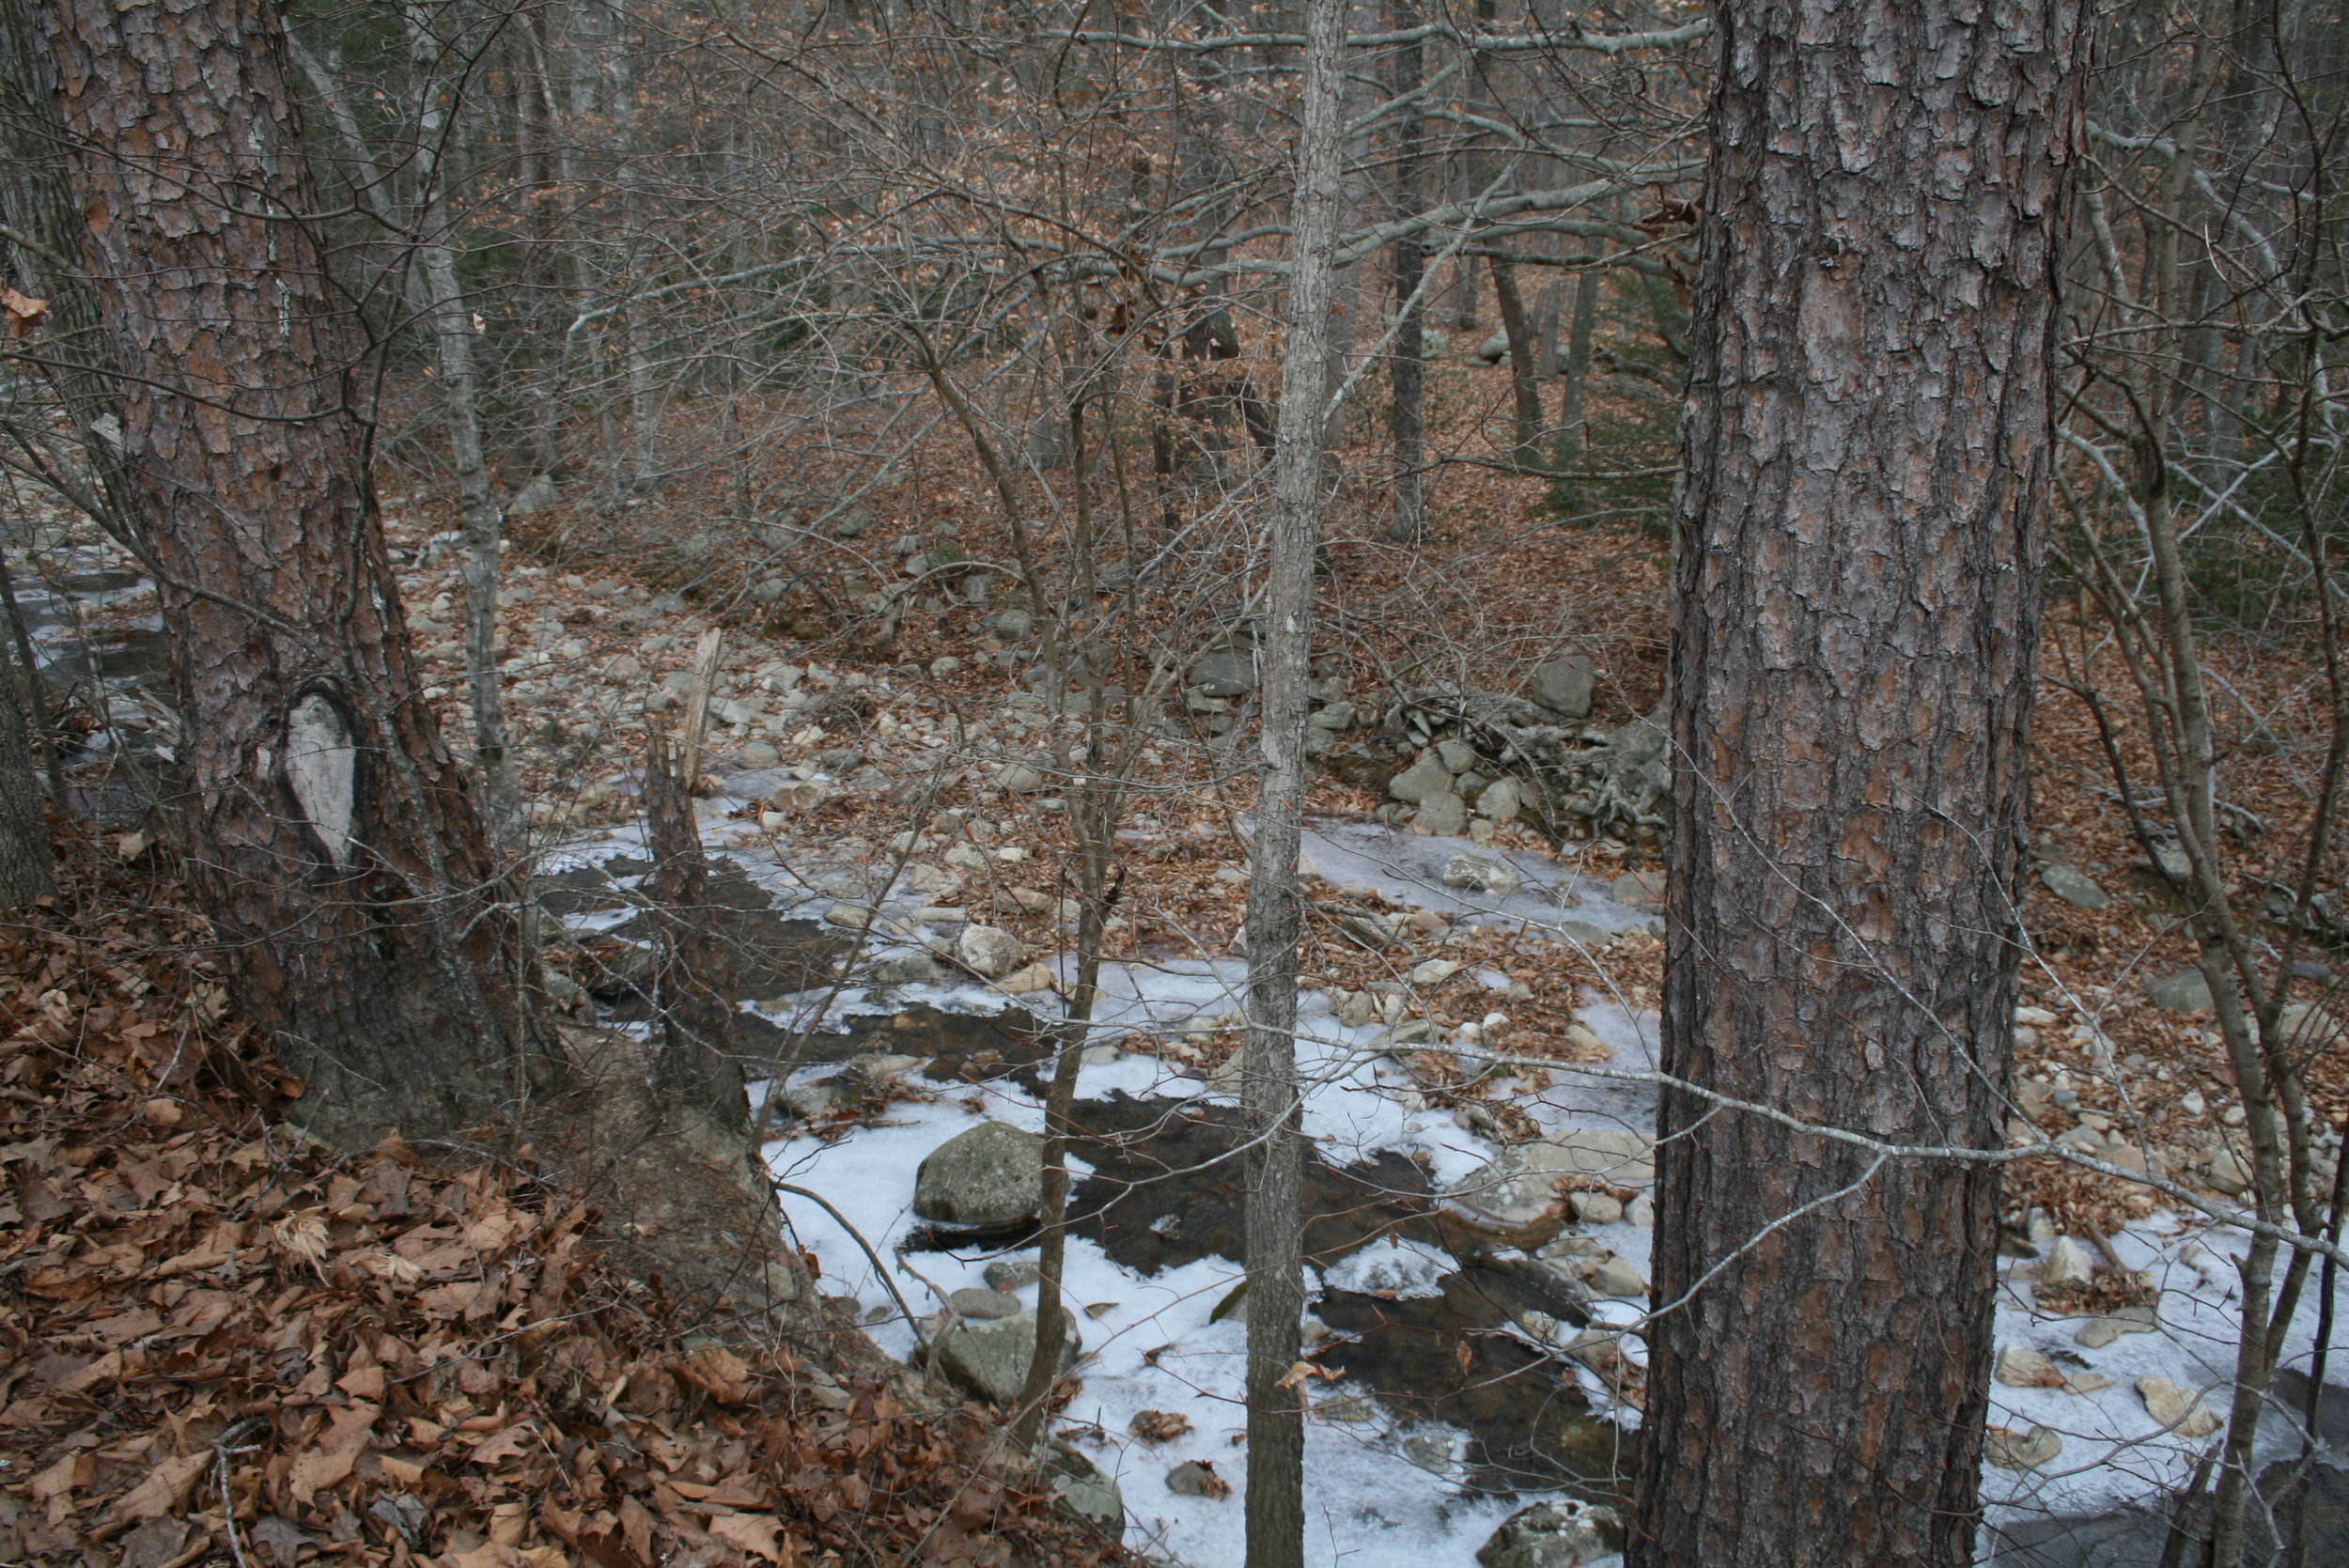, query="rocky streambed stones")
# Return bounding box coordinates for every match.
[957,924,1026,978]
[1476,1498,1622,1568]
[1444,1128,1656,1243]
[914,1121,1043,1229]
[926,1310,1081,1405]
